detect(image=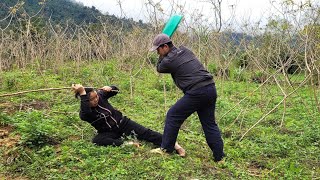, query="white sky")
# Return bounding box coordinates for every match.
[74,0,271,21]
[73,0,310,30]
[75,0,270,19]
